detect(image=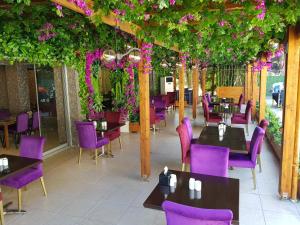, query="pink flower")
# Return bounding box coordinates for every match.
[169,0,176,5]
